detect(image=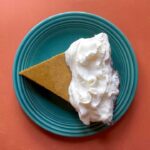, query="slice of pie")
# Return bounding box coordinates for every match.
[19,53,71,101]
